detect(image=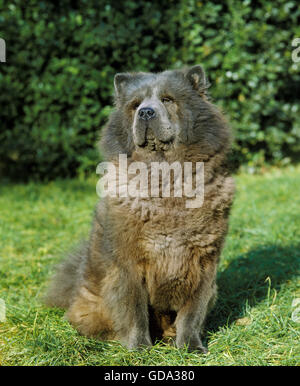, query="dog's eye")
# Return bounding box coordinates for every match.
[161,96,173,104]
